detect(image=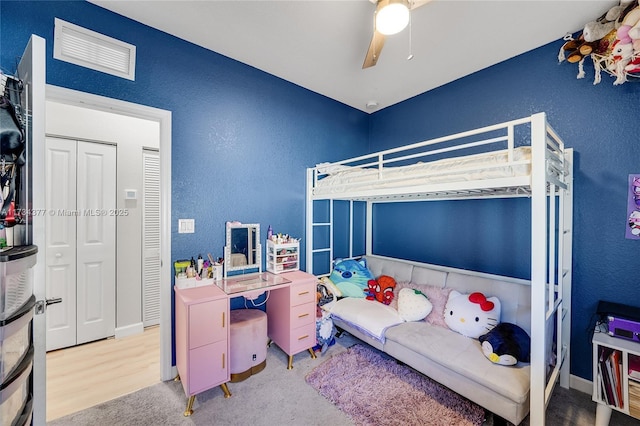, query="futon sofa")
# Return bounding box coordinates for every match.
[329,255,533,425]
